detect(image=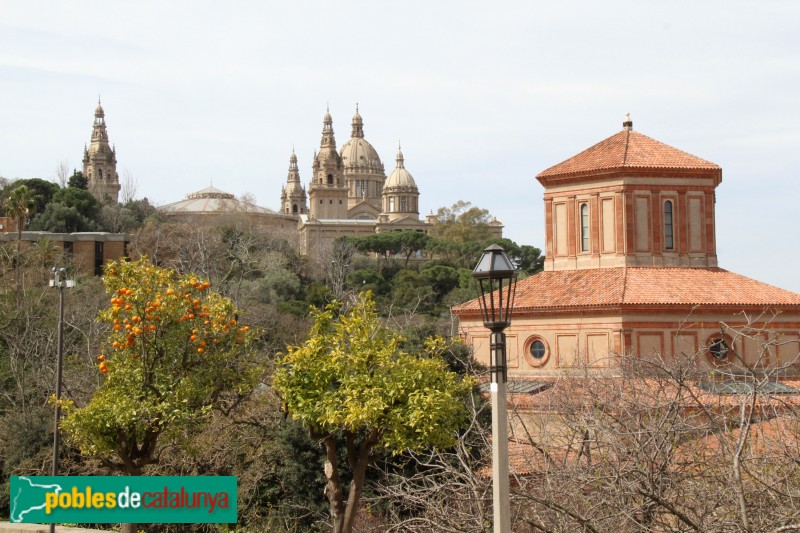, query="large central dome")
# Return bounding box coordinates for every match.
[339,106,385,176]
